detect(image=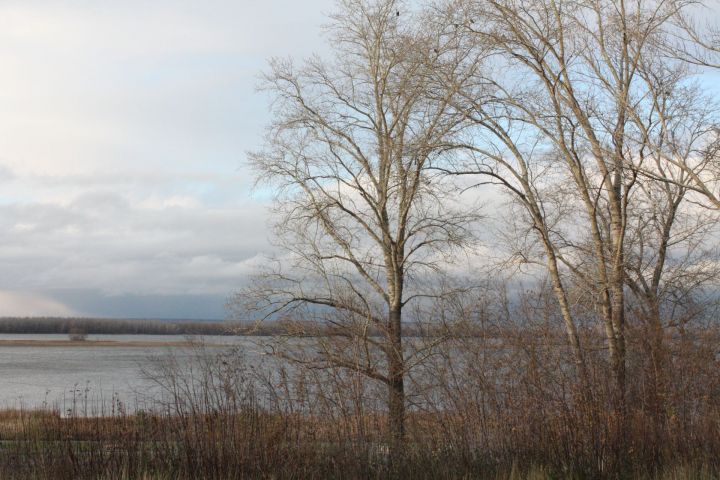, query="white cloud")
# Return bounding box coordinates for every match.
[0,290,79,317]
[138,195,200,210]
[0,0,333,175]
